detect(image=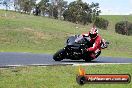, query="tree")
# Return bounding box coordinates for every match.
[63,9,72,21]
[53,6,58,19]
[48,3,53,17]
[36,0,68,18]
[23,0,36,14]
[14,0,36,14]
[62,0,101,25]
[56,0,68,19]
[14,0,21,11]
[46,0,68,19]
[37,0,49,16]
[63,0,101,25]
[2,0,11,10]
[90,2,101,23]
